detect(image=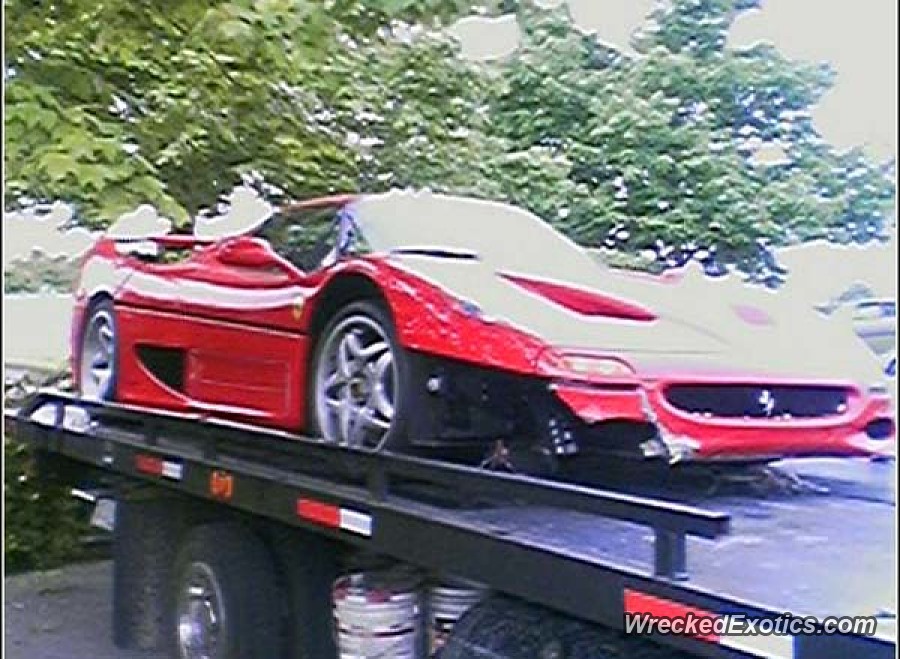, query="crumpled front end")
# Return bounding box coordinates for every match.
[539,351,896,464]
